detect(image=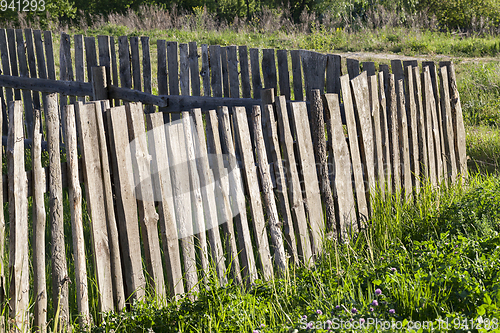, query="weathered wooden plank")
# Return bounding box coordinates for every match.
[362,62,376,76]
[227,45,239,98]
[323,94,357,237]
[252,105,288,274]
[33,30,47,137]
[97,35,111,85]
[341,74,369,222]
[250,48,262,99]
[74,34,85,102]
[422,68,438,187]
[262,103,298,264]
[201,44,210,97]
[16,29,34,138]
[276,50,291,100]
[239,45,251,98]
[165,122,199,296]
[301,50,327,100]
[63,104,90,327]
[262,49,278,95]
[210,45,223,98]
[233,106,274,279]
[105,105,146,301]
[32,108,47,333]
[0,100,3,333]
[403,60,418,69]
[109,36,119,105]
[346,58,360,79]
[0,75,93,96]
[7,100,29,331]
[189,42,200,96]
[351,72,377,198]
[205,110,243,284]
[221,47,230,98]
[179,43,190,96]
[157,40,168,114]
[290,50,303,101]
[182,112,209,284]
[25,29,41,111]
[310,89,337,234]
[126,102,166,299]
[130,37,142,91]
[141,37,155,113]
[440,61,467,181]
[290,102,325,254]
[217,107,257,283]
[92,67,108,101]
[145,113,185,296]
[423,61,445,182]
[1,30,13,134]
[397,79,413,198]
[60,32,75,123]
[412,66,429,182]
[84,36,98,87]
[368,75,385,189]
[189,109,227,285]
[47,94,70,327]
[274,96,312,263]
[75,101,115,311]
[438,66,458,184]
[6,29,21,101]
[404,65,420,191]
[118,36,132,89]
[167,41,179,97]
[387,74,402,194]
[391,60,404,85]
[378,71,391,189]
[326,54,341,95]
[379,63,390,102]
[93,101,126,311]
